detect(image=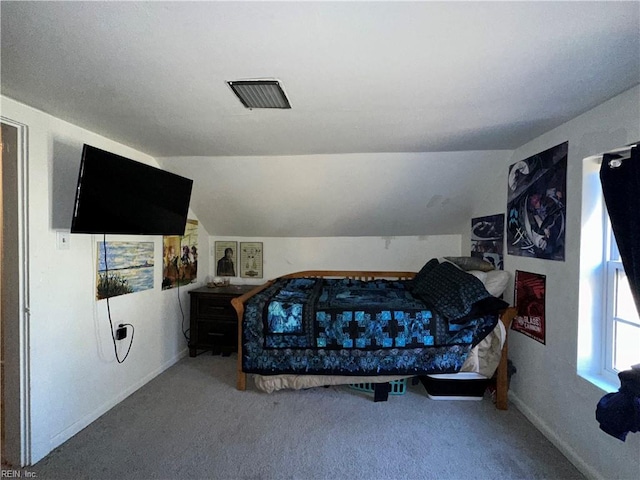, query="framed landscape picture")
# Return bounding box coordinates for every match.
[97,241,154,299]
[240,242,263,278]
